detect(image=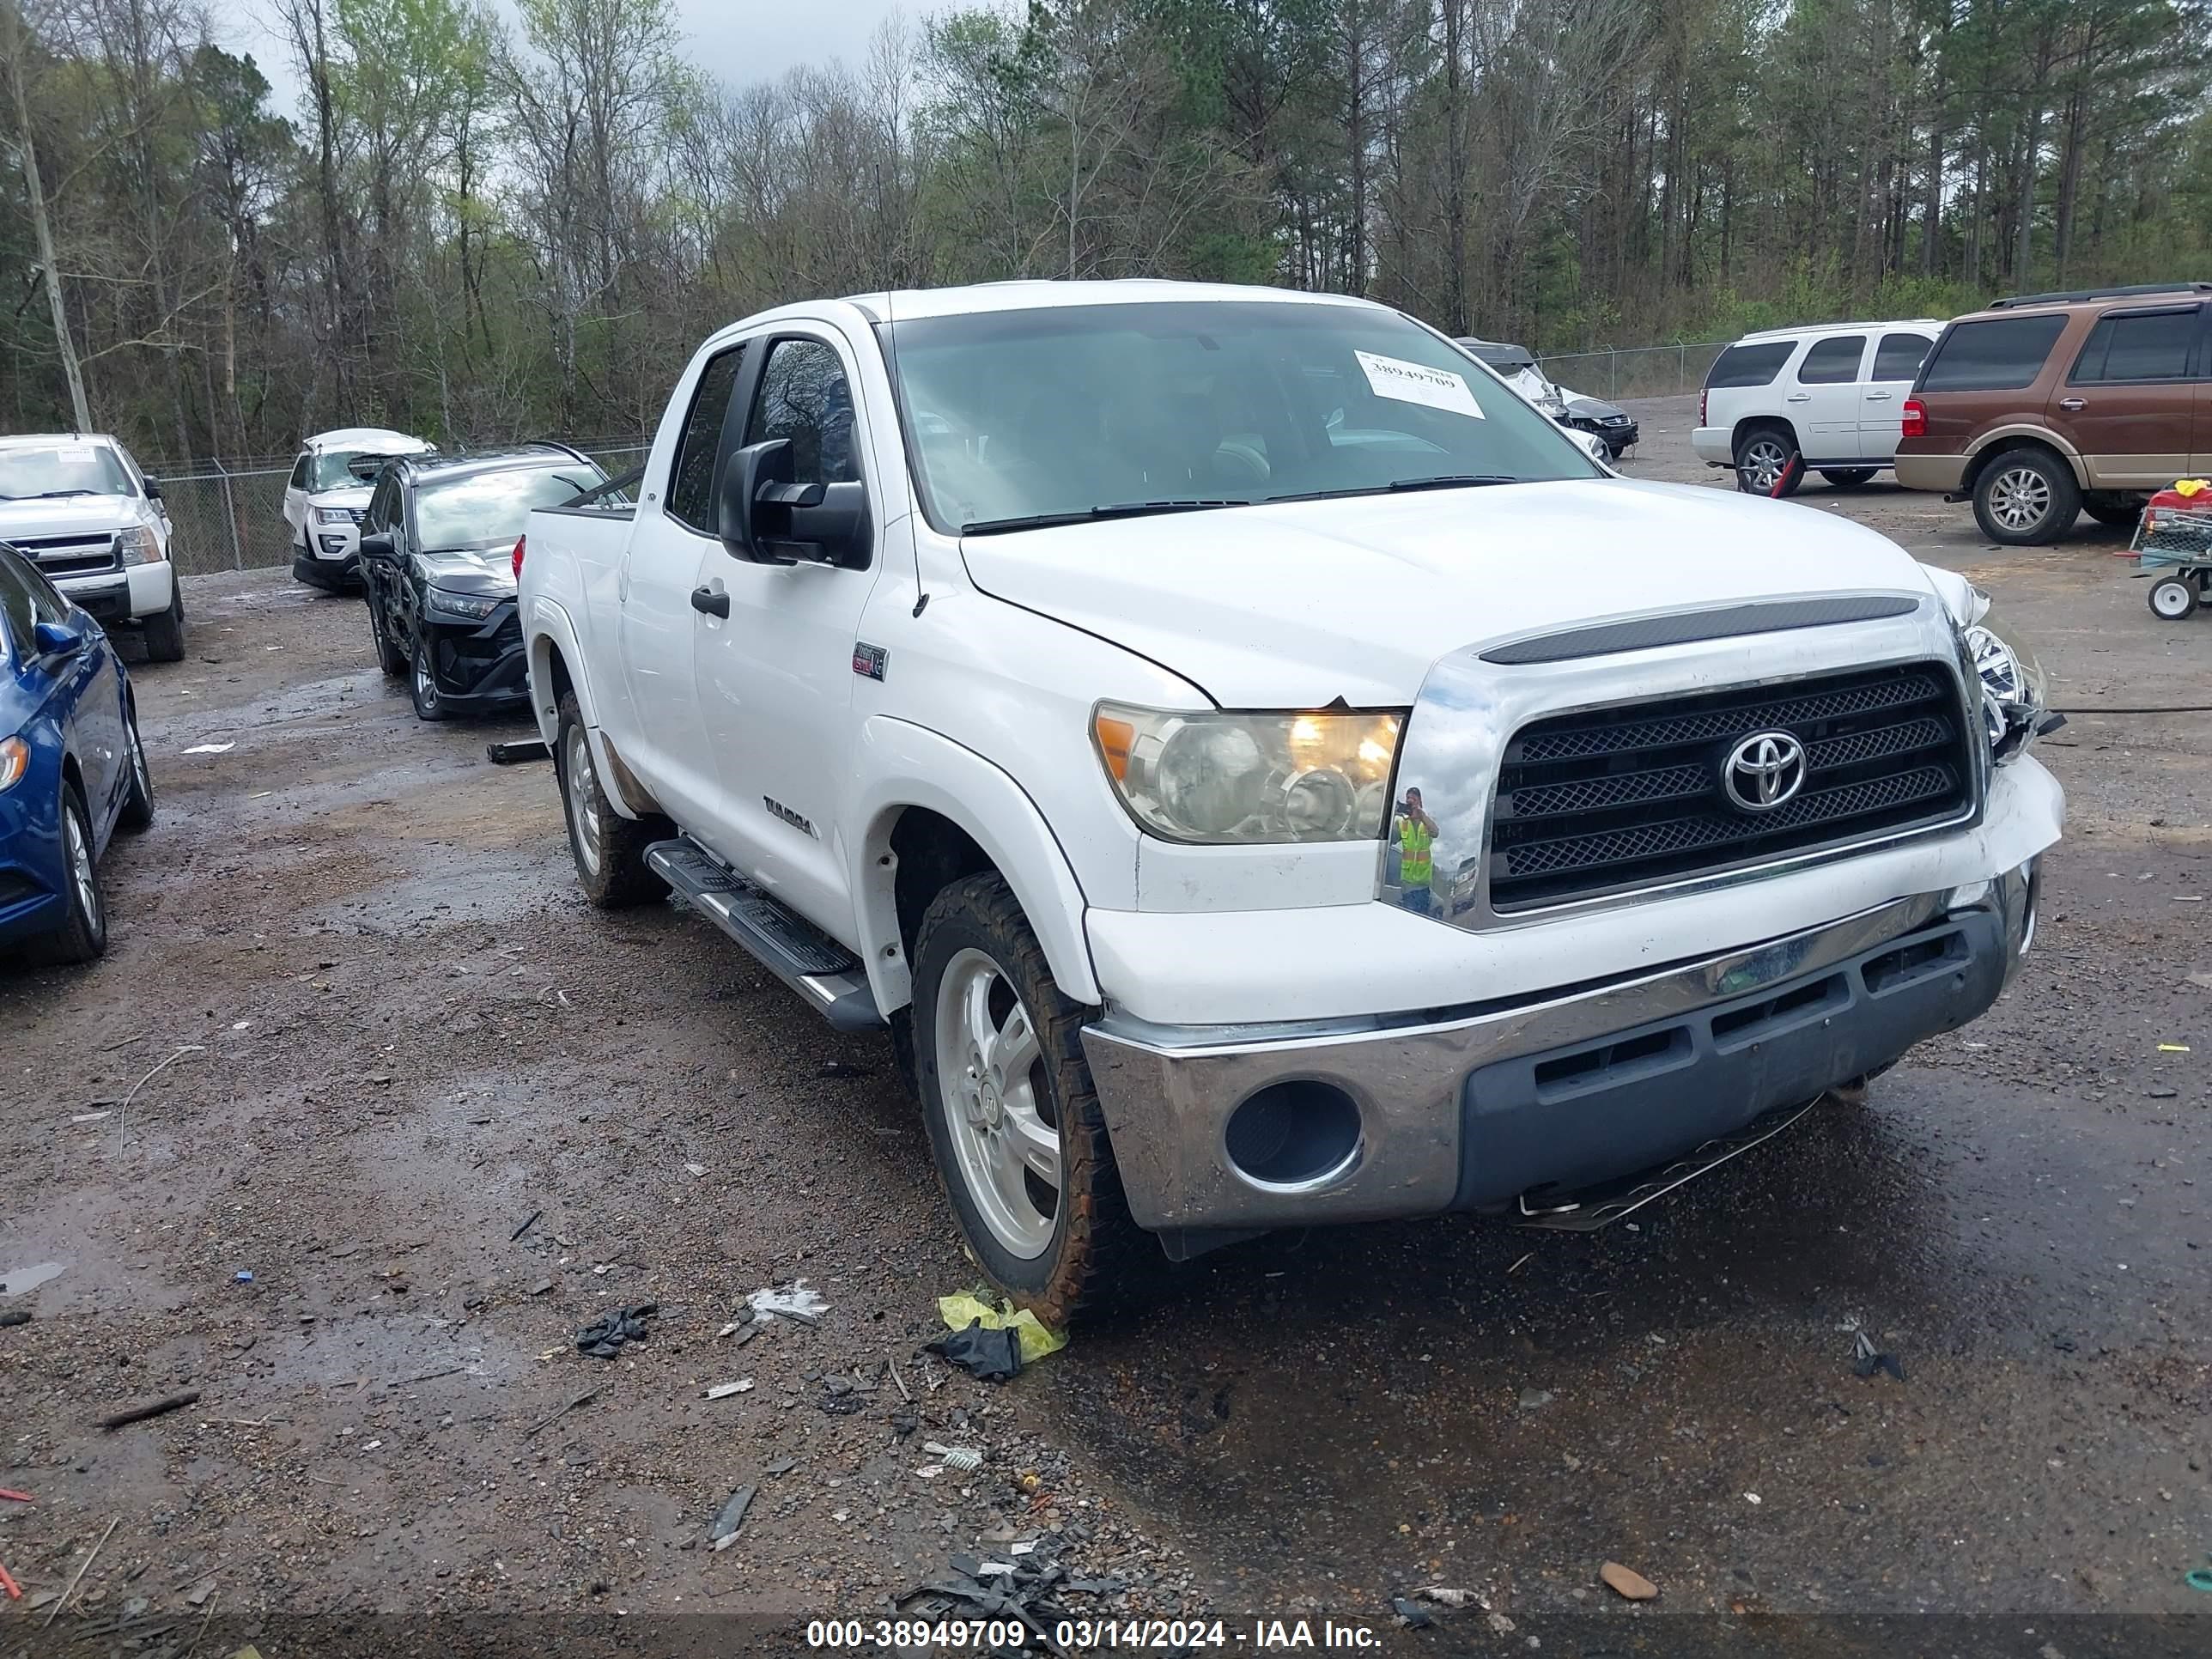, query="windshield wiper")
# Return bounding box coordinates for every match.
[1266,474,1522,507]
[31,489,99,499]
[961,498,1251,535]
